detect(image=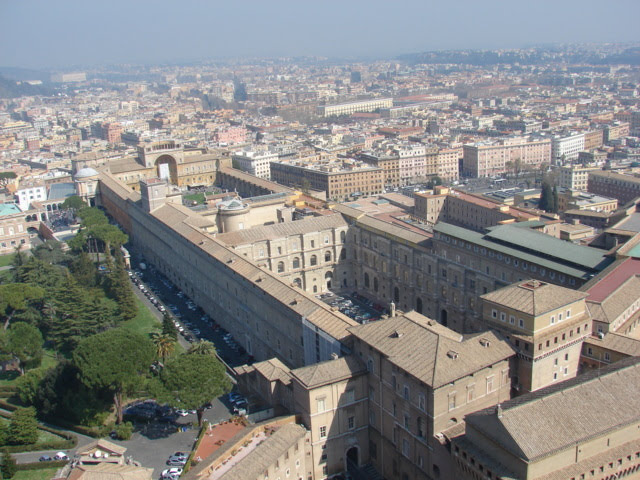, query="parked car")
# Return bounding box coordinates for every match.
[54,452,69,461]
[161,467,183,479]
[39,455,53,462]
[175,409,189,417]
